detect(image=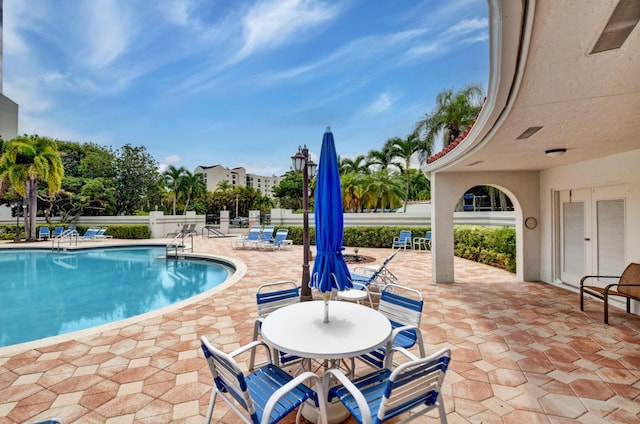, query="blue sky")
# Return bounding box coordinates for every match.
[3,0,488,176]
